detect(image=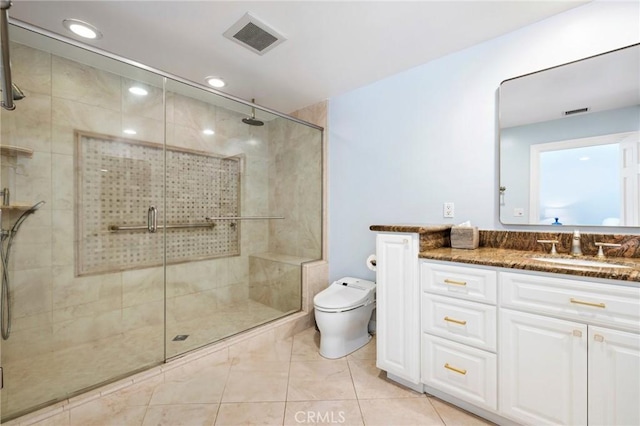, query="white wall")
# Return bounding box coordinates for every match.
[327,0,640,282]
